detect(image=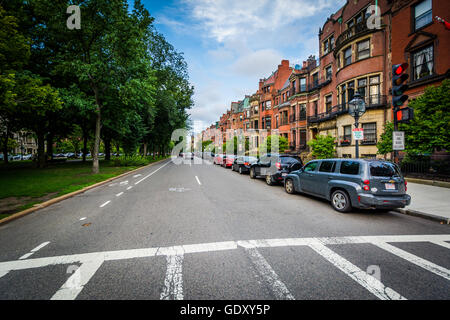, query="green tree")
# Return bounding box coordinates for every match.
[260,135,288,154]
[377,80,450,156]
[307,135,336,159]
